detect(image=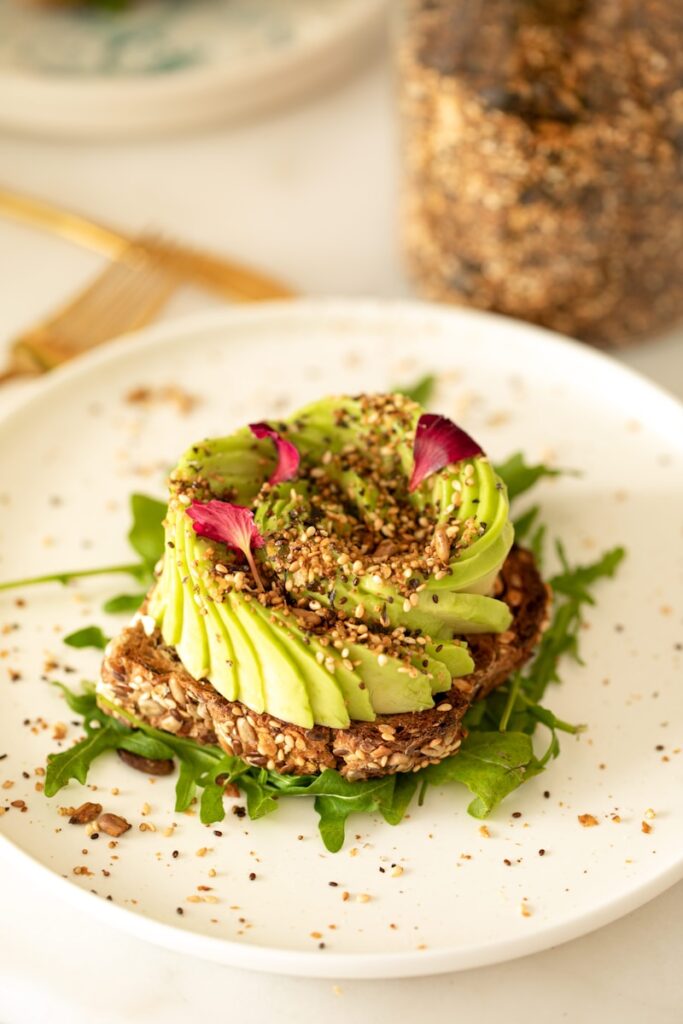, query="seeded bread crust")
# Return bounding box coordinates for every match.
[98,547,550,780]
